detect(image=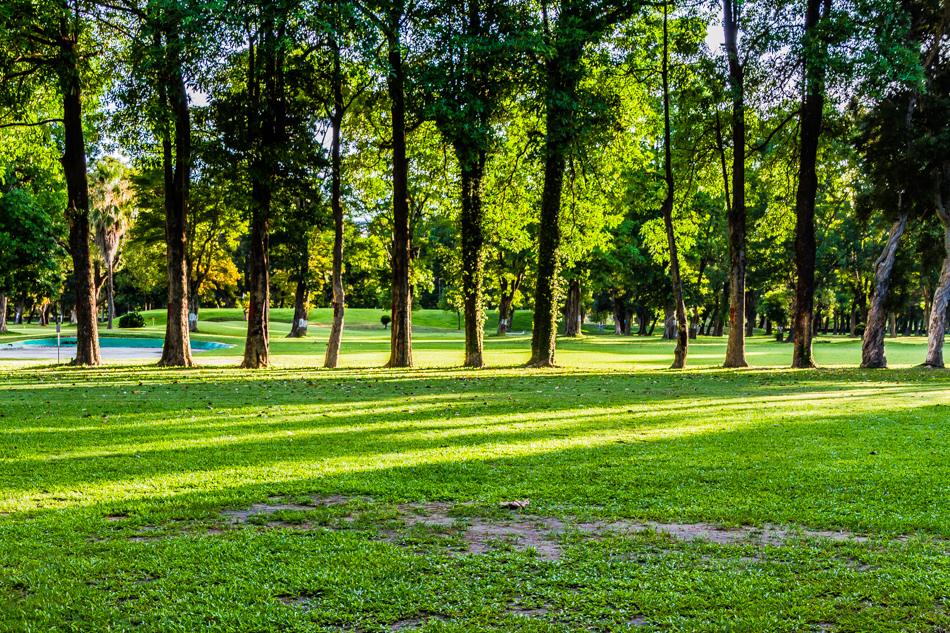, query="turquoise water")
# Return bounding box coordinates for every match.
[0,338,232,351]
